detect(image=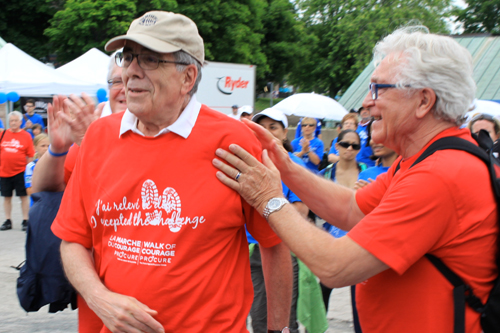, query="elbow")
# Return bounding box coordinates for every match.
[316,266,349,289]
